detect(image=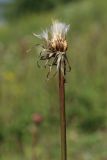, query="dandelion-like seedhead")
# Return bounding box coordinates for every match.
[34,20,71,79]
